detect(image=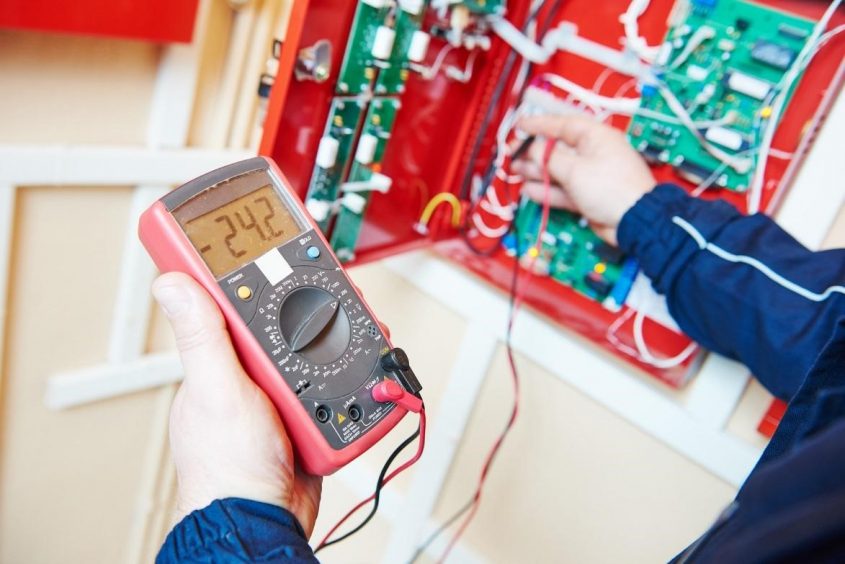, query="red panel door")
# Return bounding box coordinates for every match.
[0,0,200,43]
[261,0,845,388]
